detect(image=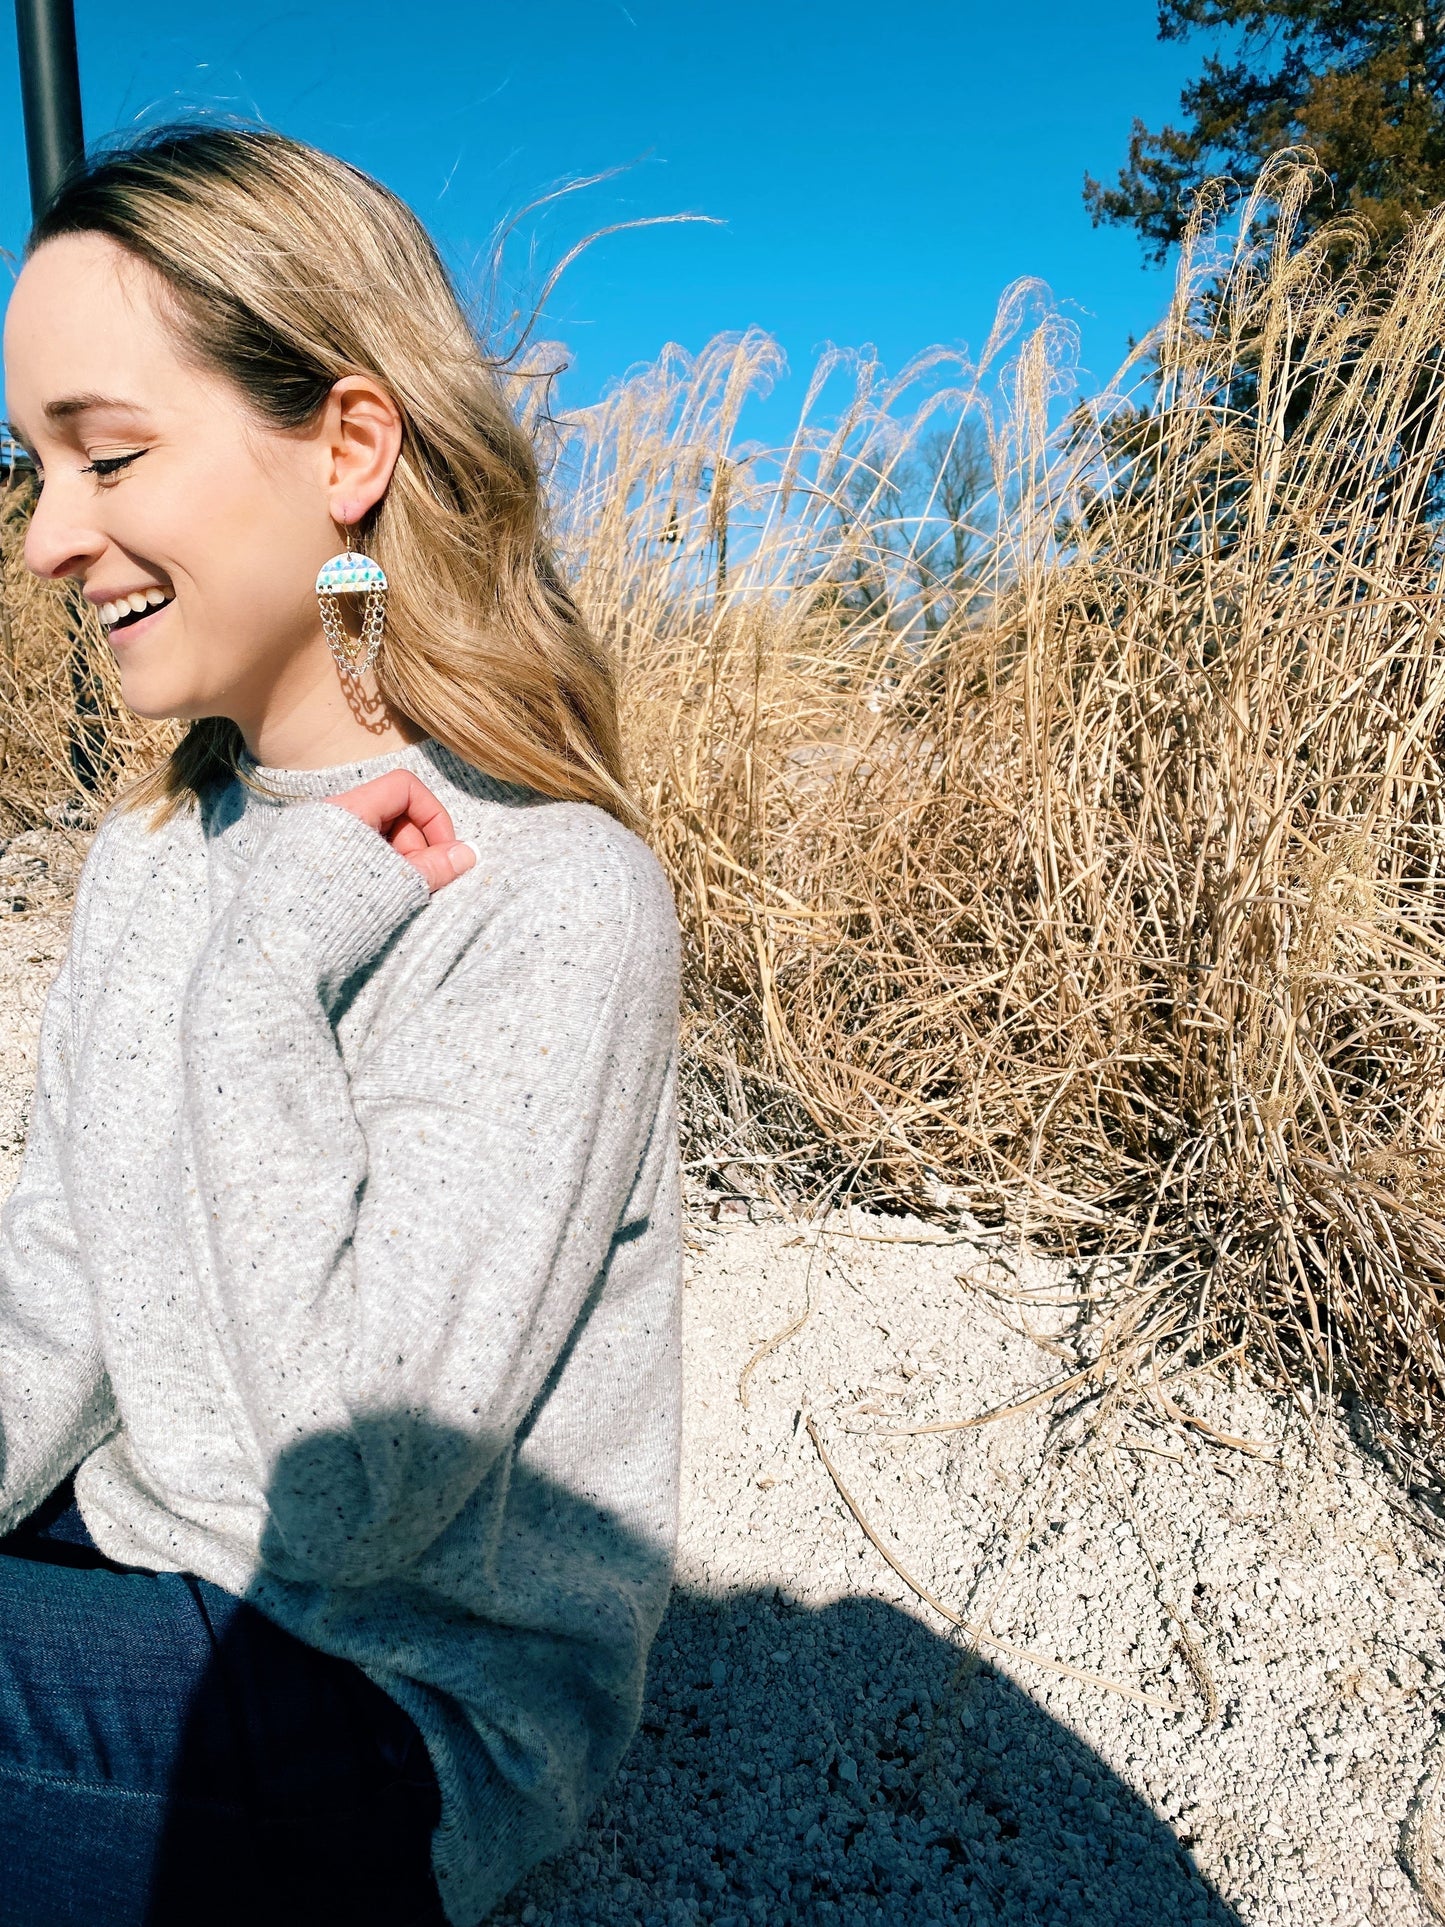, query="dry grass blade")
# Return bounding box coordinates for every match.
[873,1364,1105,1438]
[804,1416,1176,1712]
